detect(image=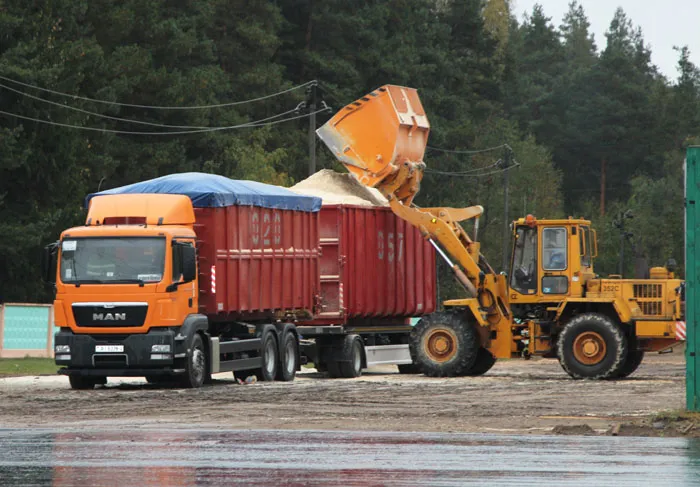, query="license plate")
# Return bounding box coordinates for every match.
[95,345,124,353]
